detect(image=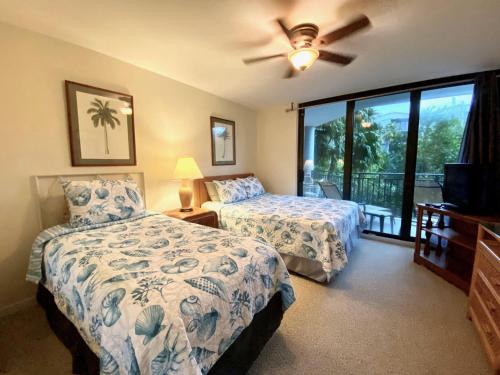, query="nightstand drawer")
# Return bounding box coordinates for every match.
[190,215,217,228]
[164,208,218,229]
